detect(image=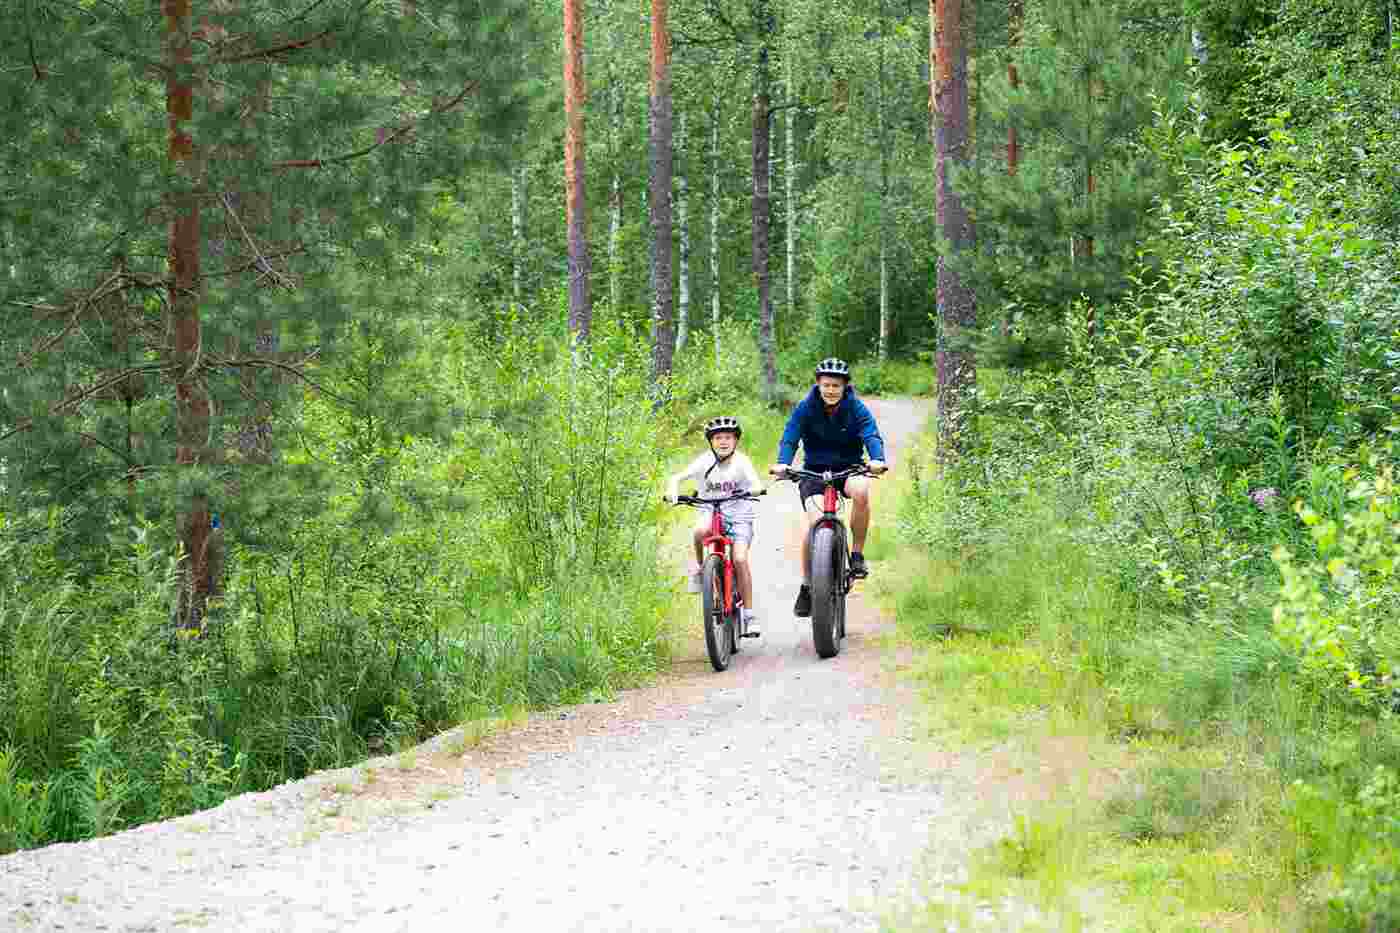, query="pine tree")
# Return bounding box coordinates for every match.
[2,0,539,622]
[957,0,1186,356]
